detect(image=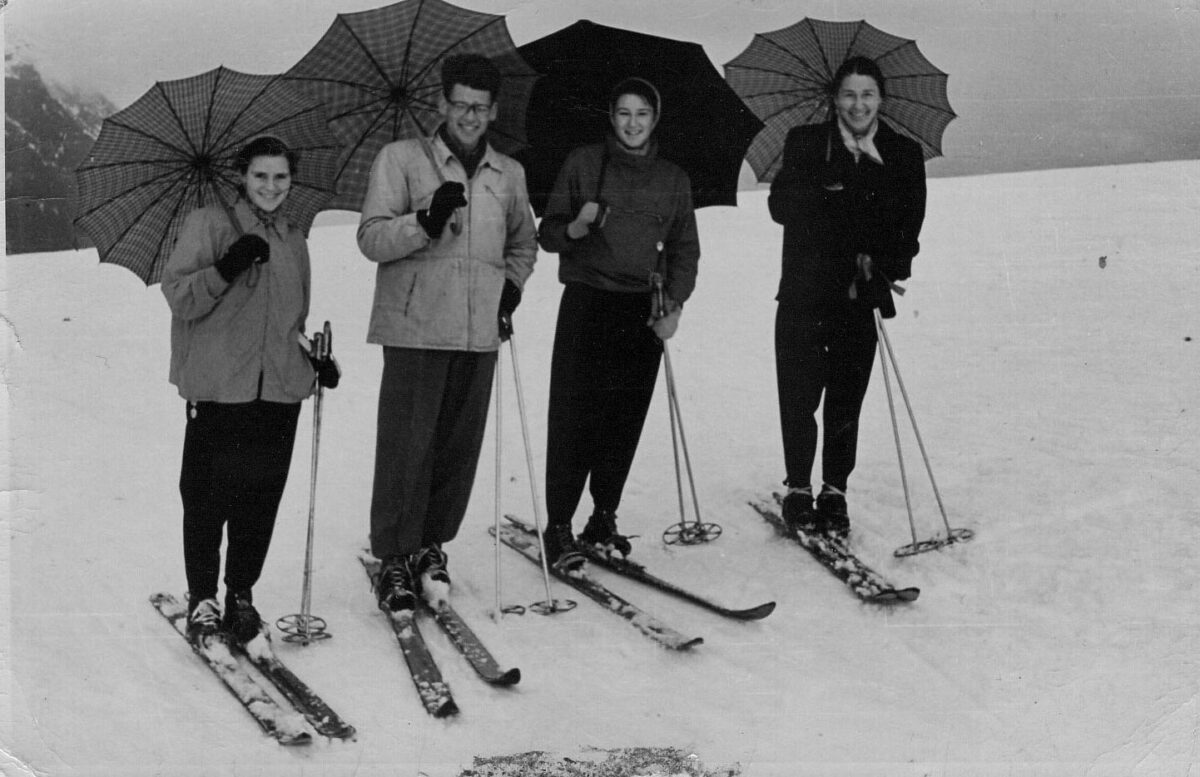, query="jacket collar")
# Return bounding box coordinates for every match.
[232,197,290,237]
[429,128,501,174]
[605,134,659,168]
